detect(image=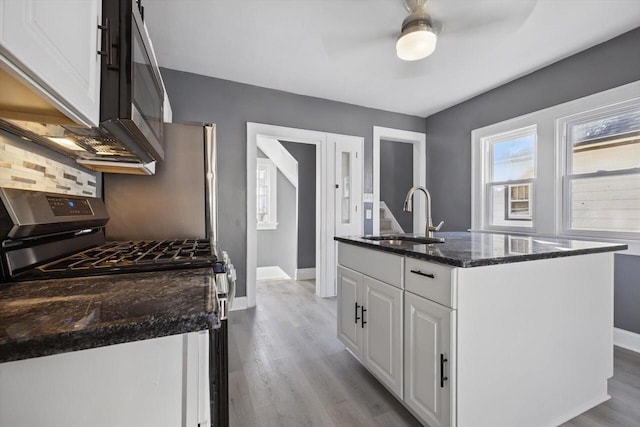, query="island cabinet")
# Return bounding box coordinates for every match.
[0,0,102,126]
[337,244,404,398]
[404,287,455,427]
[337,240,617,427]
